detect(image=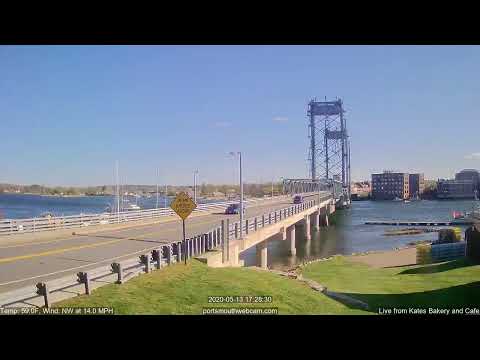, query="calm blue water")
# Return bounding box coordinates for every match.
[0,193,177,219]
[0,193,226,219]
[241,199,478,270]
